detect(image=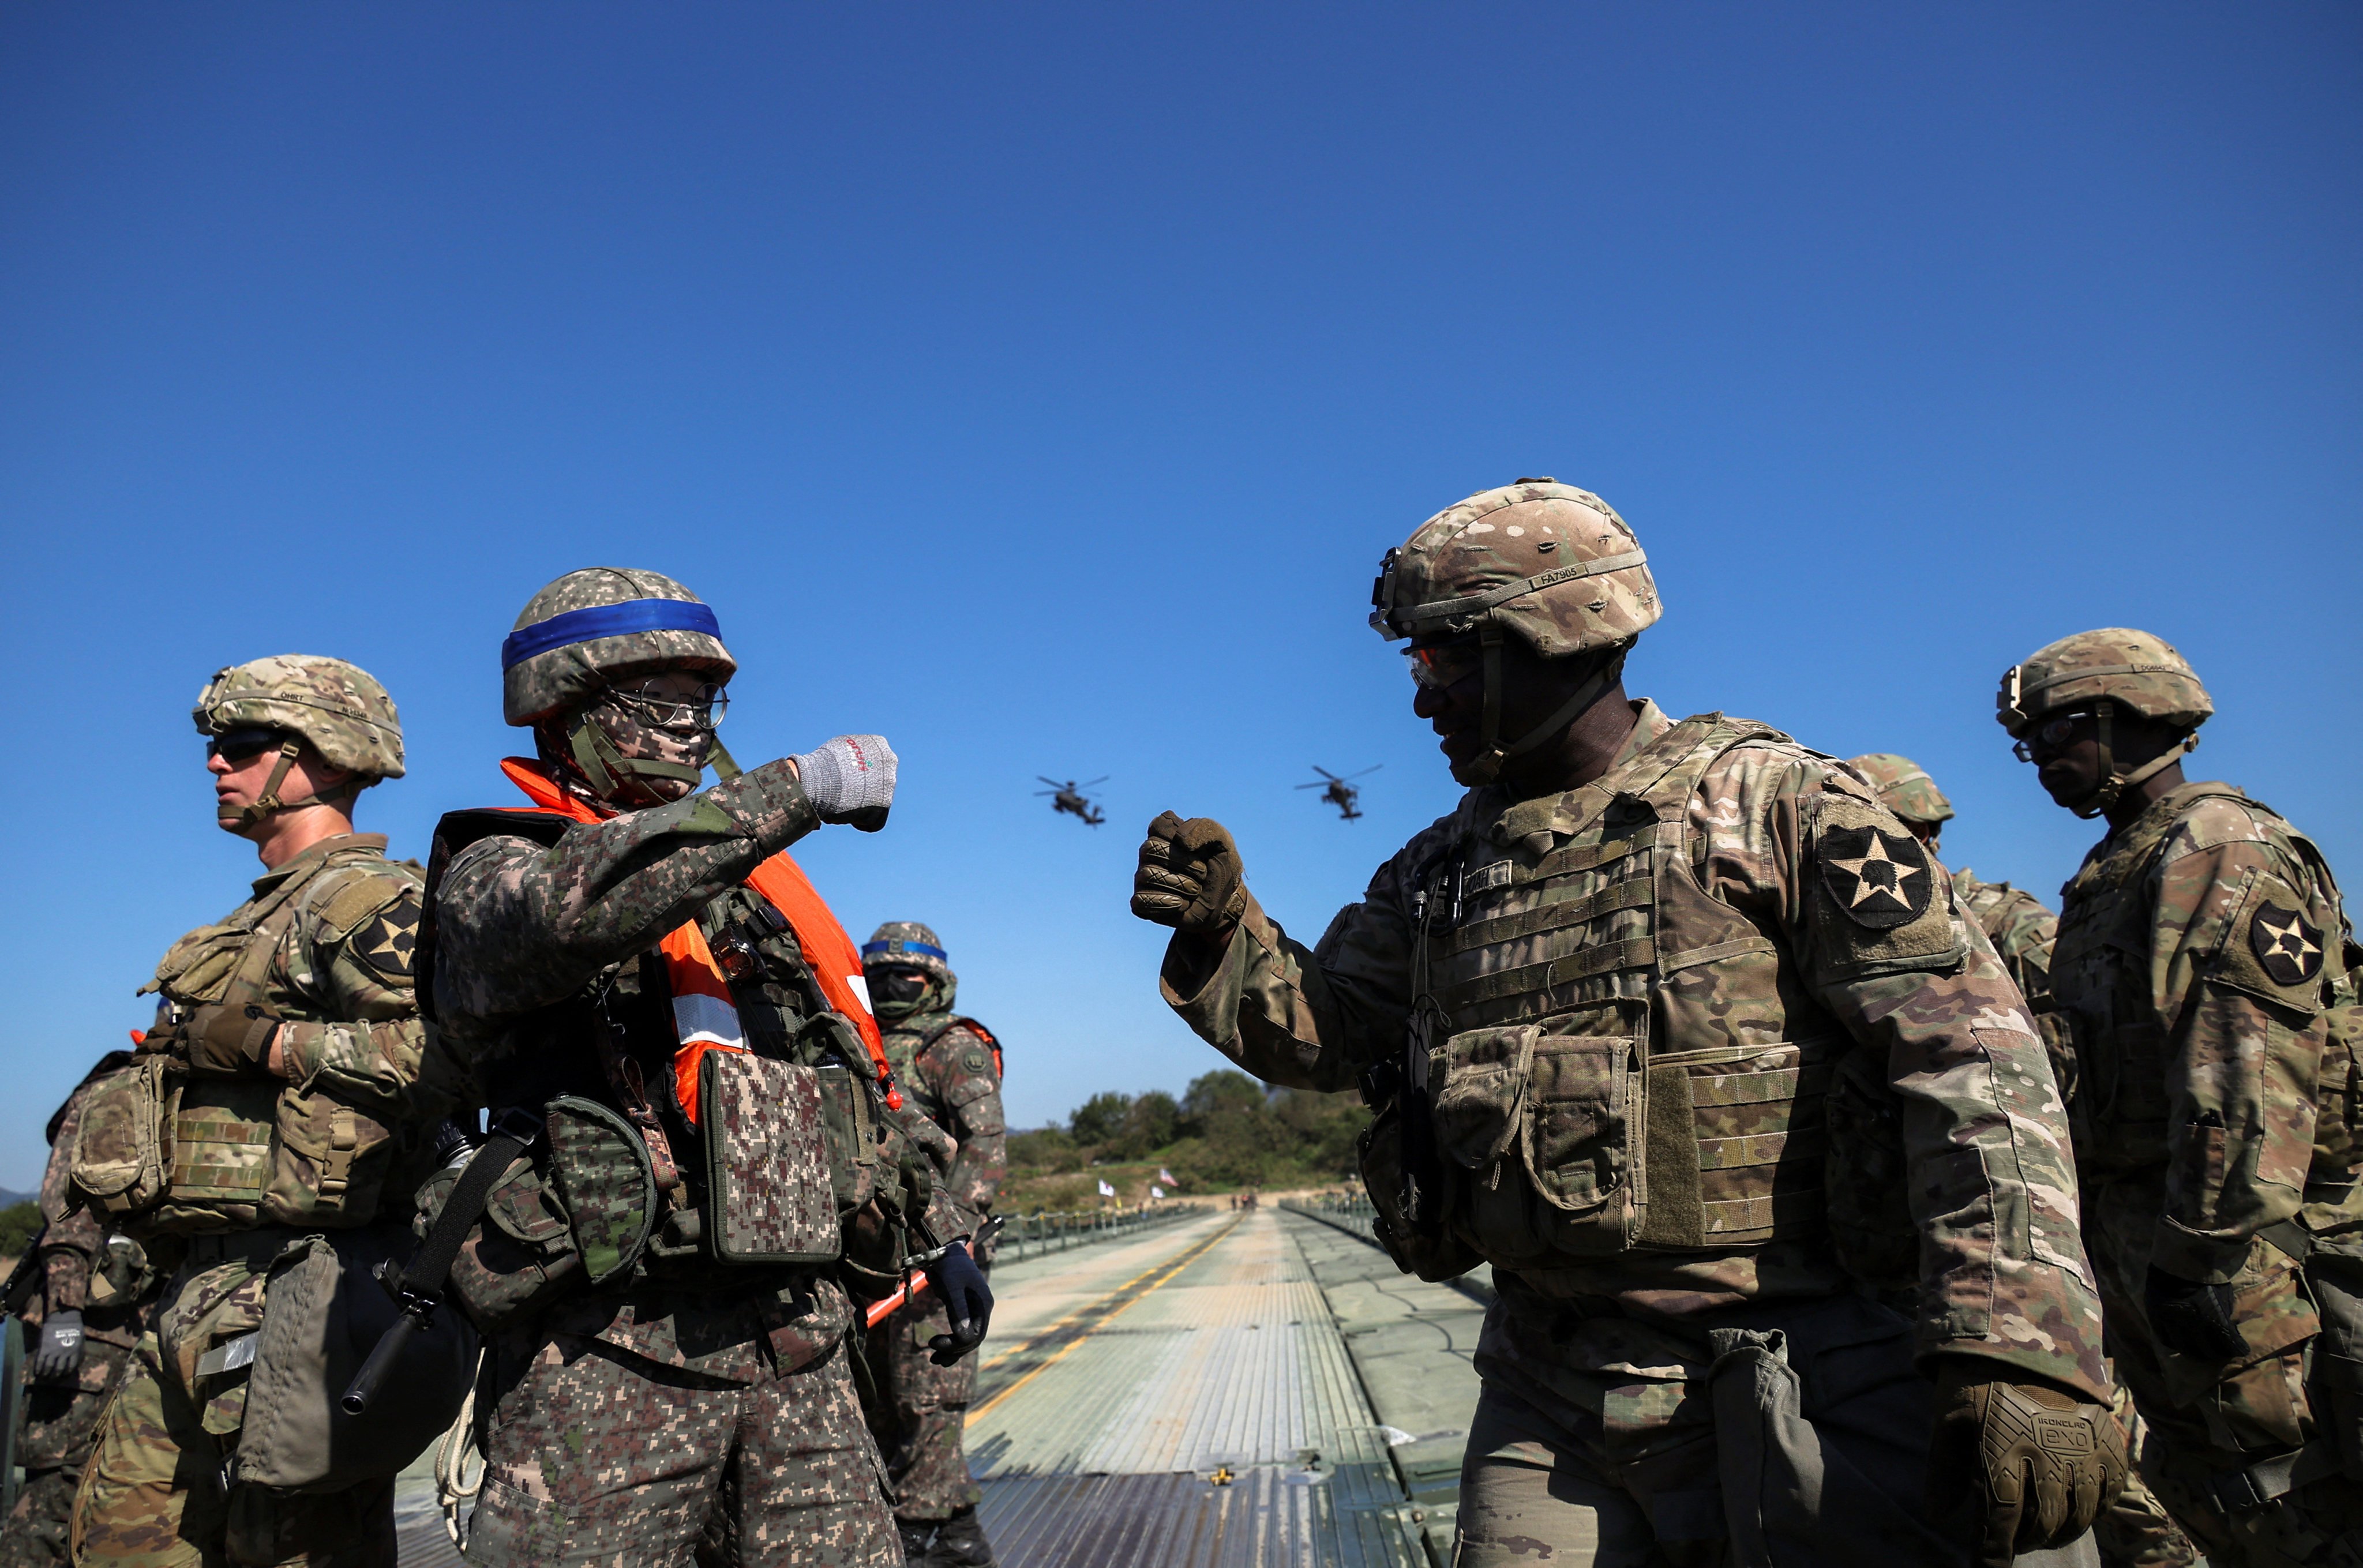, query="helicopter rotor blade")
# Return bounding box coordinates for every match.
[1293,781,1329,790]
[1080,777,1109,788]
[1343,765,1384,781]
[1311,766,1340,781]
[1037,777,1068,788]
